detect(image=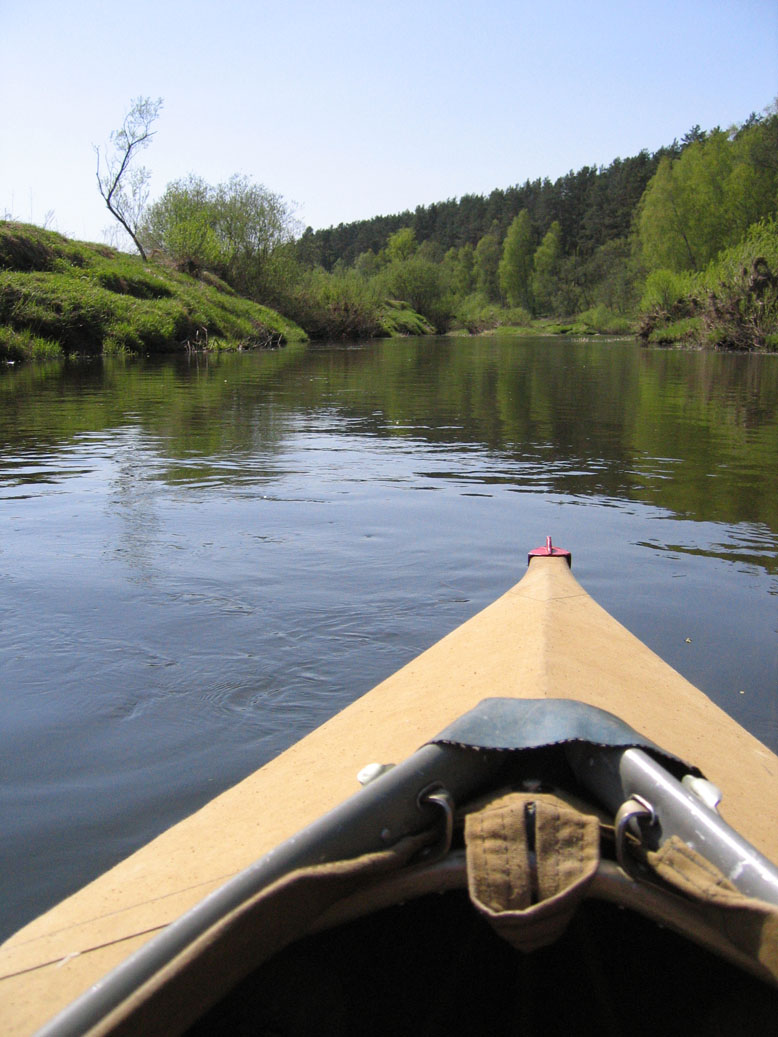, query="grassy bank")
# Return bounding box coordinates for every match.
[0,222,307,363]
[446,298,635,338]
